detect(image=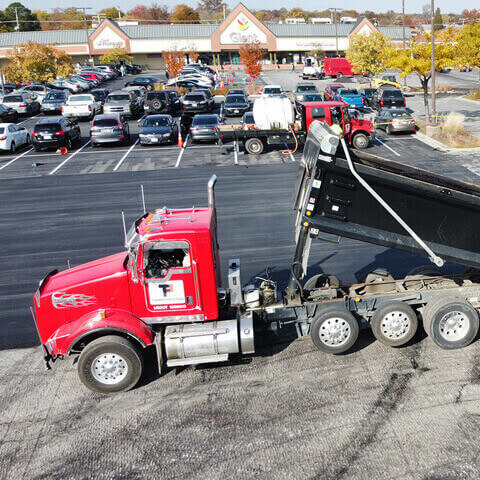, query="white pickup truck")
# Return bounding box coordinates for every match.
[302,65,323,79]
[61,94,102,120]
